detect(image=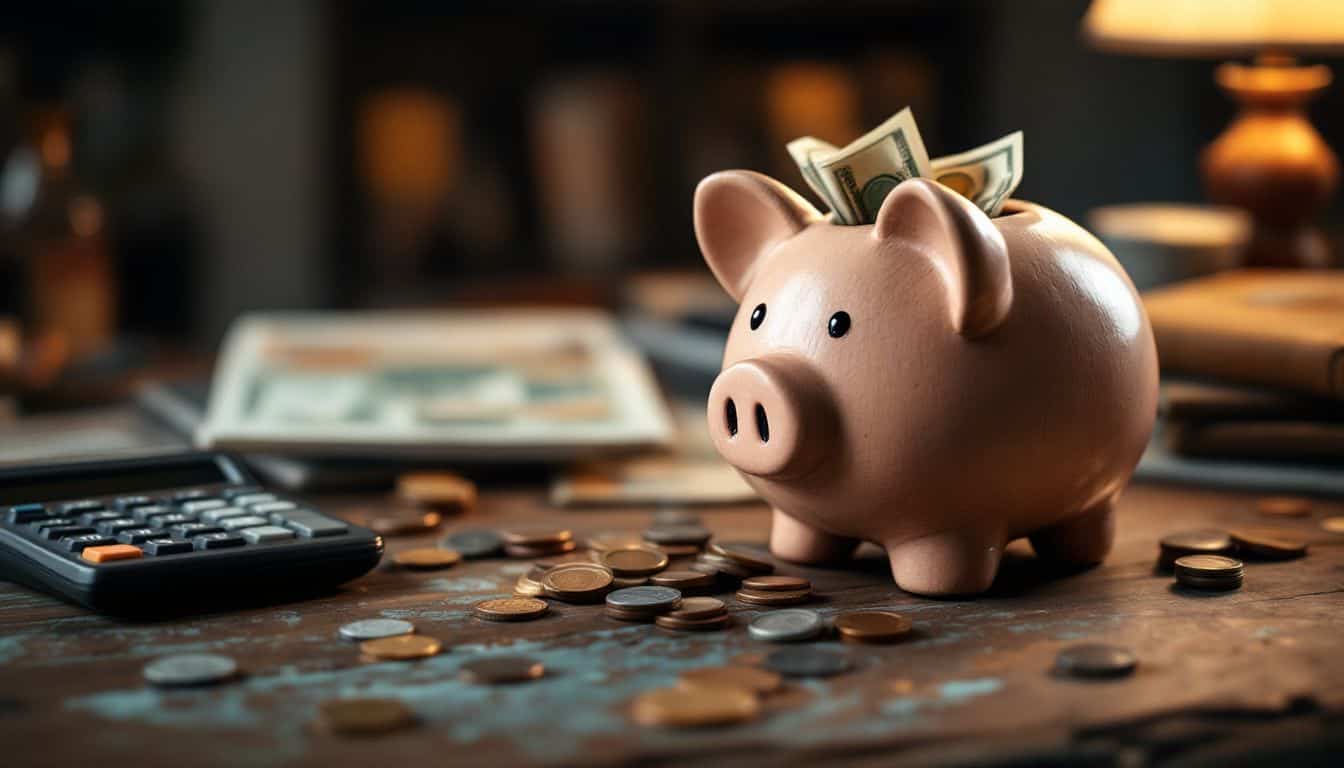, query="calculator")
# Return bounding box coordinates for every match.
[0,452,383,613]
